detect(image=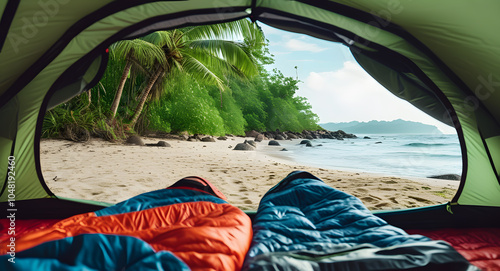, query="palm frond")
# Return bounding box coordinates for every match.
[141,31,178,49]
[182,54,225,90]
[183,20,264,43]
[110,39,166,69]
[188,39,258,77]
